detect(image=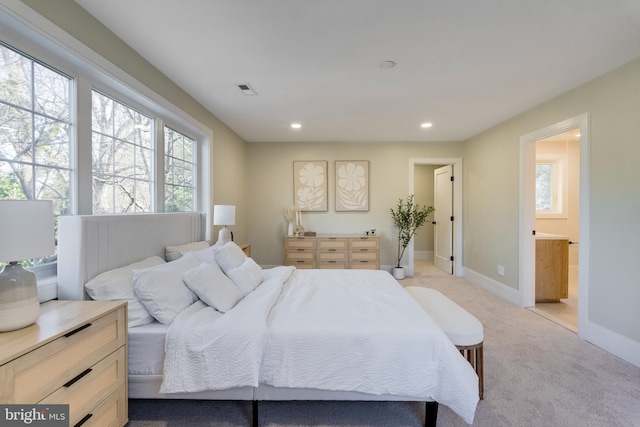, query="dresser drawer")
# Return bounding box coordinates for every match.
[286,259,316,268]
[79,384,127,427]
[349,260,379,270]
[350,250,378,262]
[5,307,126,404]
[318,250,347,262]
[317,238,347,250]
[41,346,126,425]
[318,260,348,269]
[285,237,316,250]
[349,237,379,250]
[285,249,316,261]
